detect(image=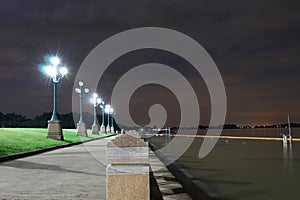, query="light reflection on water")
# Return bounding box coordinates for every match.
[148,128,300,200]
[181,127,300,138]
[283,141,293,174]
